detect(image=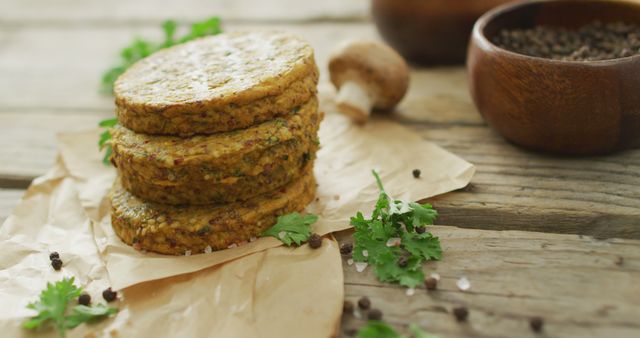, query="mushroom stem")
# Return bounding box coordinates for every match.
[335,81,372,124]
